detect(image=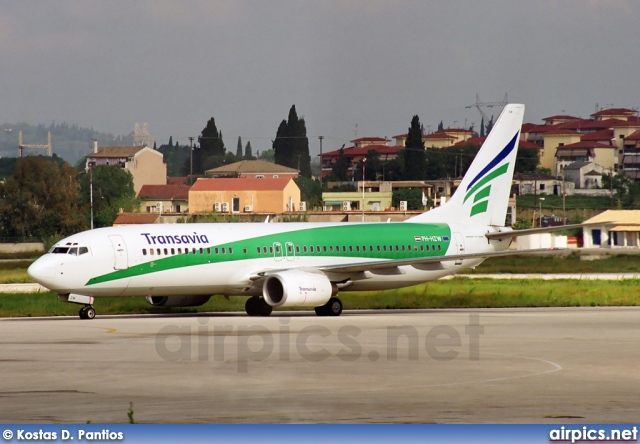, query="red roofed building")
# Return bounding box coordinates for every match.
[86,144,167,194]
[320,142,402,179]
[188,177,301,214]
[138,184,191,213]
